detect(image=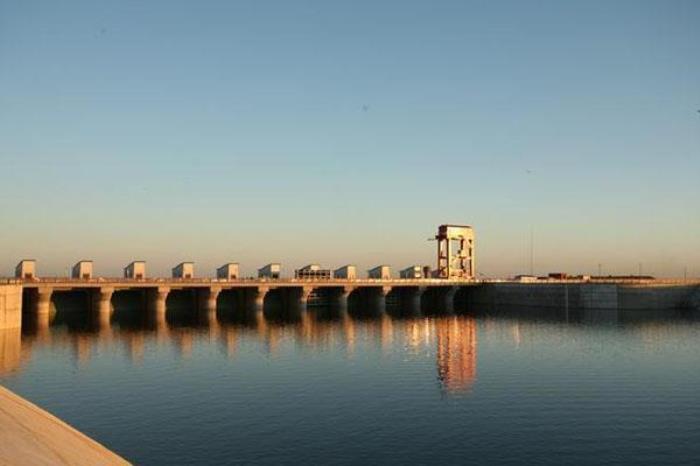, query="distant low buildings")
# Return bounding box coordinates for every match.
[514,275,537,283]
